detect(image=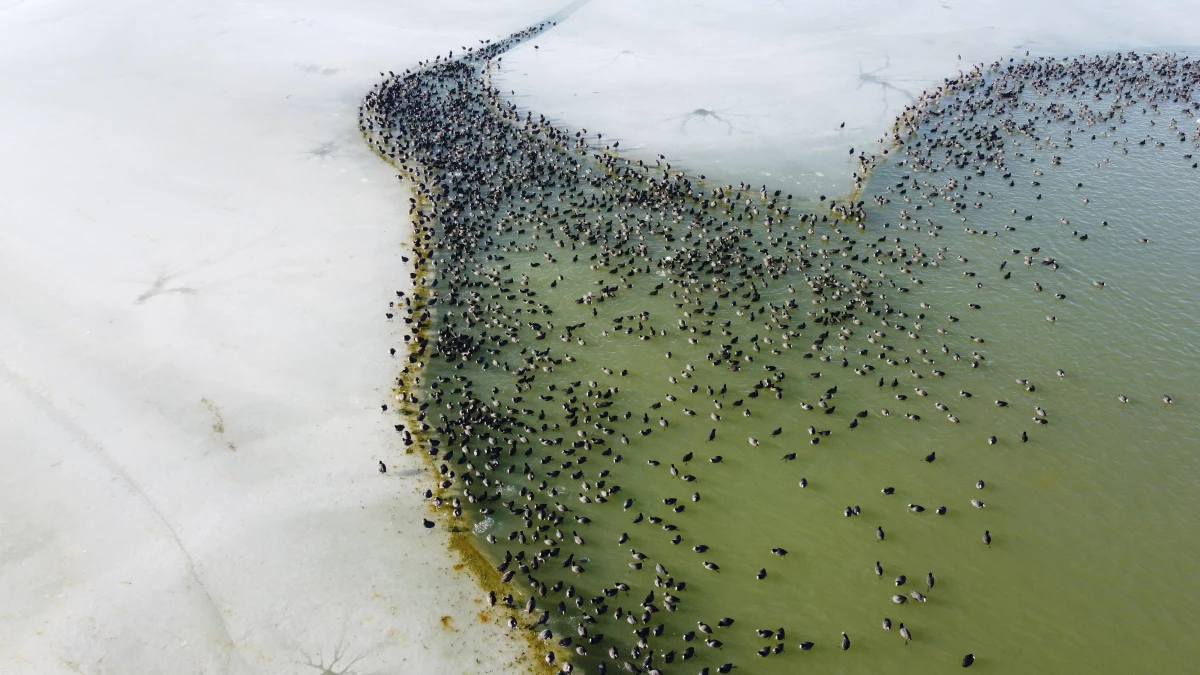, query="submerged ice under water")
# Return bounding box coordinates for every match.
[362,22,1200,675]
